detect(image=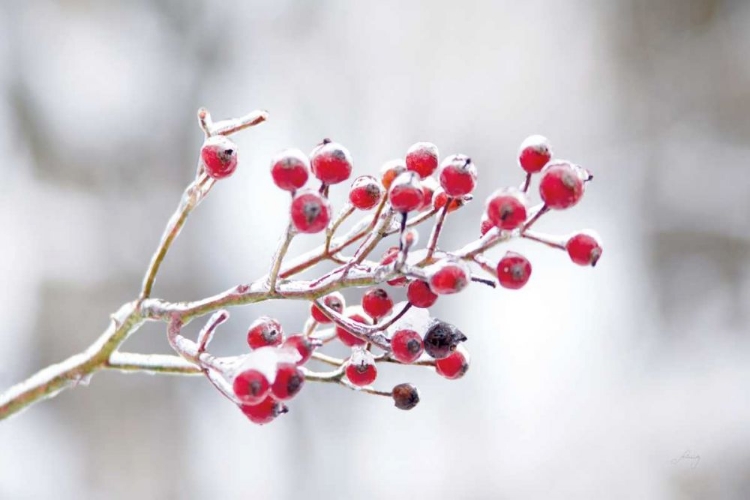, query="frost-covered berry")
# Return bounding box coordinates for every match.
[310,292,345,323]
[433,188,466,213]
[233,369,270,404]
[381,159,407,191]
[438,154,477,197]
[309,139,352,185]
[290,190,332,233]
[419,177,439,211]
[566,231,603,267]
[283,334,316,365]
[270,148,309,192]
[345,348,377,386]
[496,251,532,289]
[349,175,383,210]
[240,396,287,425]
[271,363,305,401]
[486,189,527,231]
[201,136,238,179]
[391,329,424,364]
[539,161,585,210]
[480,212,494,236]
[246,316,283,349]
[426,260,470,295]
[518,135,552,174]
[361,287,394,321]
[435,345,470,380]
[335,307,371,347]
[423,320,467,360]
[406,142,439,178]
[407,280,438,308]
[392,383,420,410]
[389,172,424,213]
